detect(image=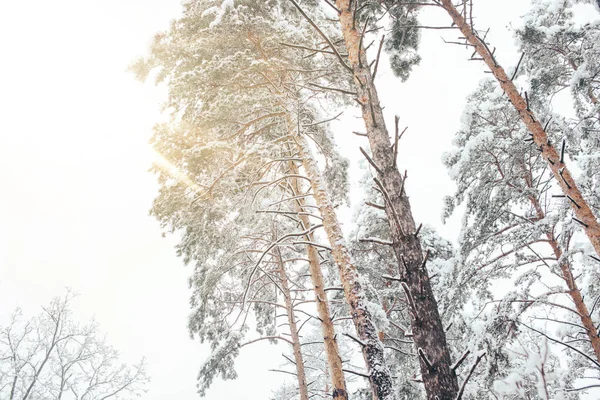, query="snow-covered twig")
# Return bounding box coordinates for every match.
[418,348,433,371]
[303,111,343,127]
[287,0,352,72]
[401,282,418,320]
[291,241,332,251]
[241,336,294,347]
[359,237,393,246]
[519,322,600,369]
[382,274,403,282]
[241,224,324,308]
